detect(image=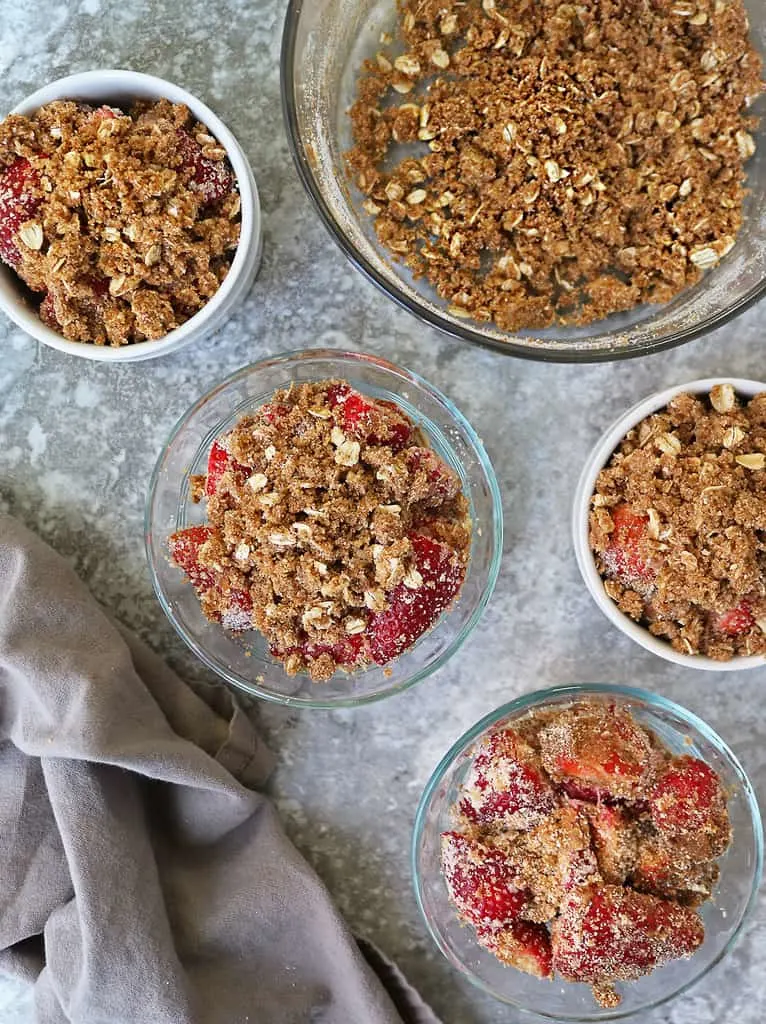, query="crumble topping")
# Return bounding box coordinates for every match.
[348,0,762,331]
[590,386,766,659]
[172,380,471,681]
[0,99,239,345]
